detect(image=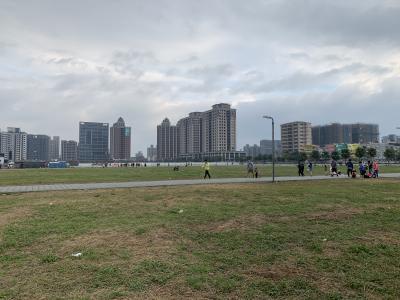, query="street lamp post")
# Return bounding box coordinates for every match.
[263,115,275,183]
